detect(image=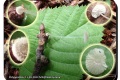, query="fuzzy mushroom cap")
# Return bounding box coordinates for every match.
[16,6,25,15]
[12,37,28,62]
[92,4,106,18]
[85,48,108,75]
